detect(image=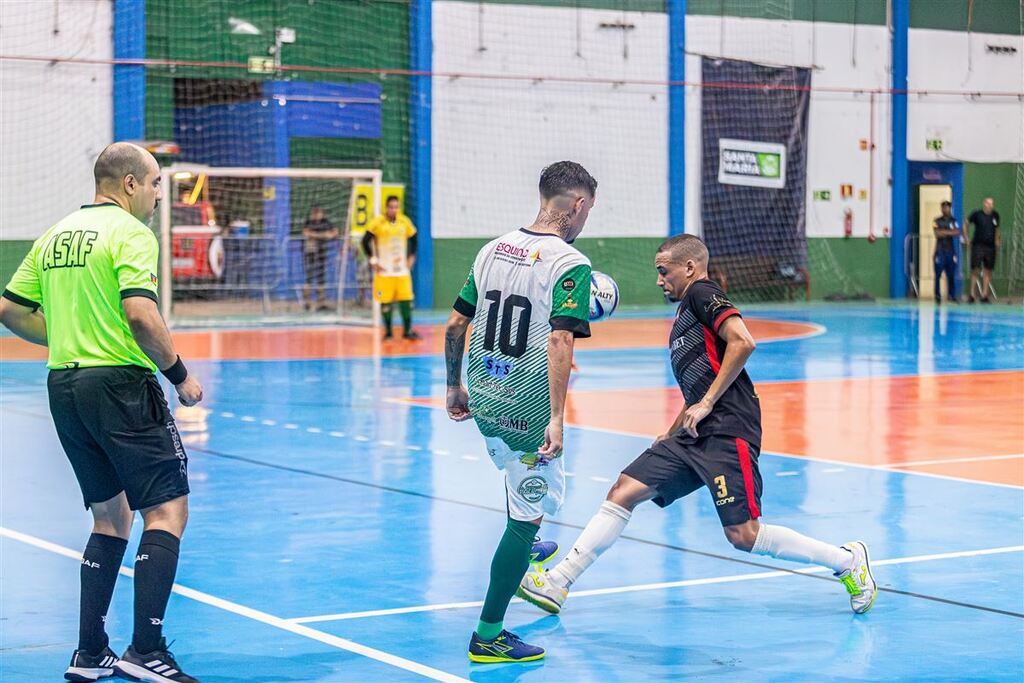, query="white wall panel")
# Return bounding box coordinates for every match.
[0,0,113,240]
[908,29,1024,163]
[433,2,668,238]
[687,16,892,238]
